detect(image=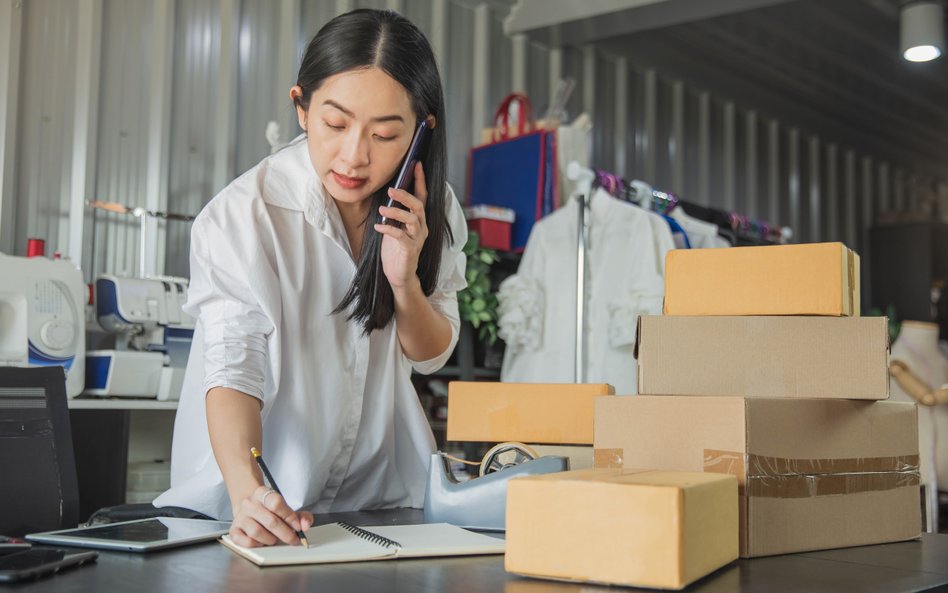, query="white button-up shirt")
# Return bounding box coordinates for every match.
[154,136,467,520]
